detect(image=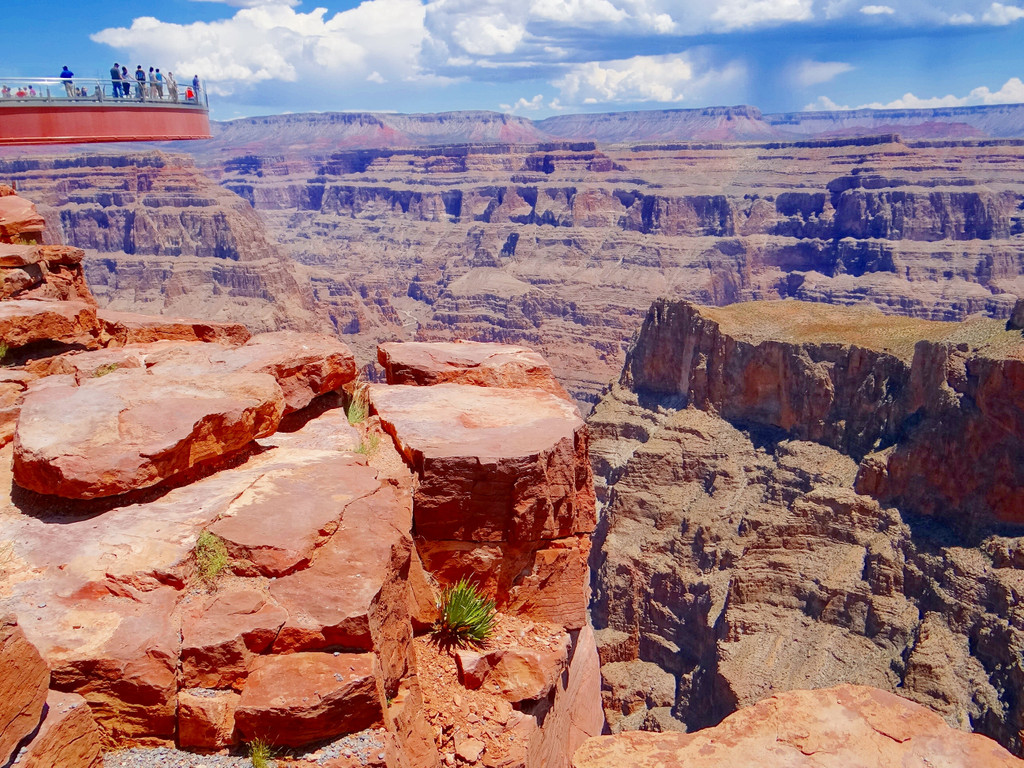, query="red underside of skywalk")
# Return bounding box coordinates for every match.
[0,104,211,145]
